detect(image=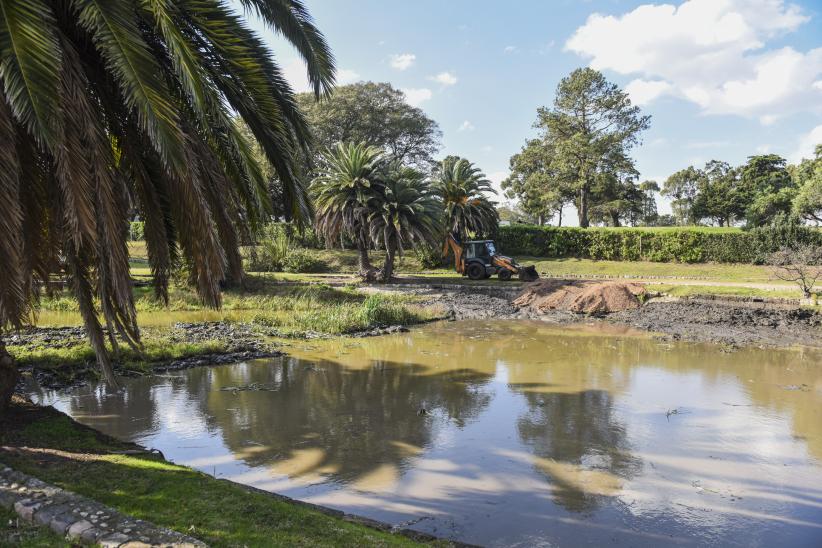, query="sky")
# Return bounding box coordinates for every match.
[239,0,822,224]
